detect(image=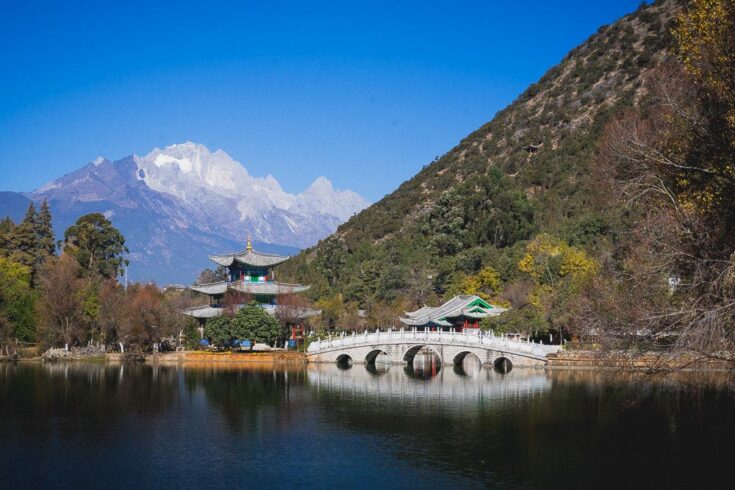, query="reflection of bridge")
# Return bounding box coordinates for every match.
[306,363,553,413]
[306,329,561,368]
